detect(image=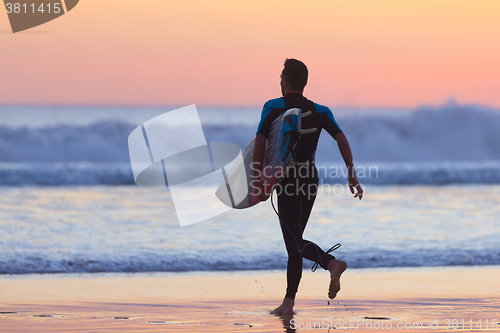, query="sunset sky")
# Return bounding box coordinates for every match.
[1,0,499,108]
